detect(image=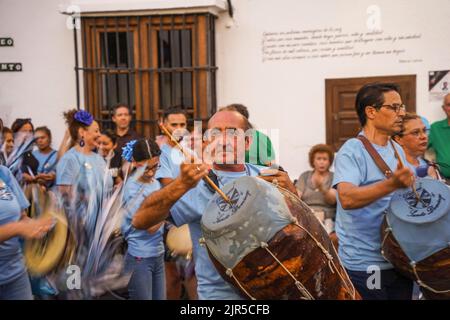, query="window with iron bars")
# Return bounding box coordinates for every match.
[76,14,217,138]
